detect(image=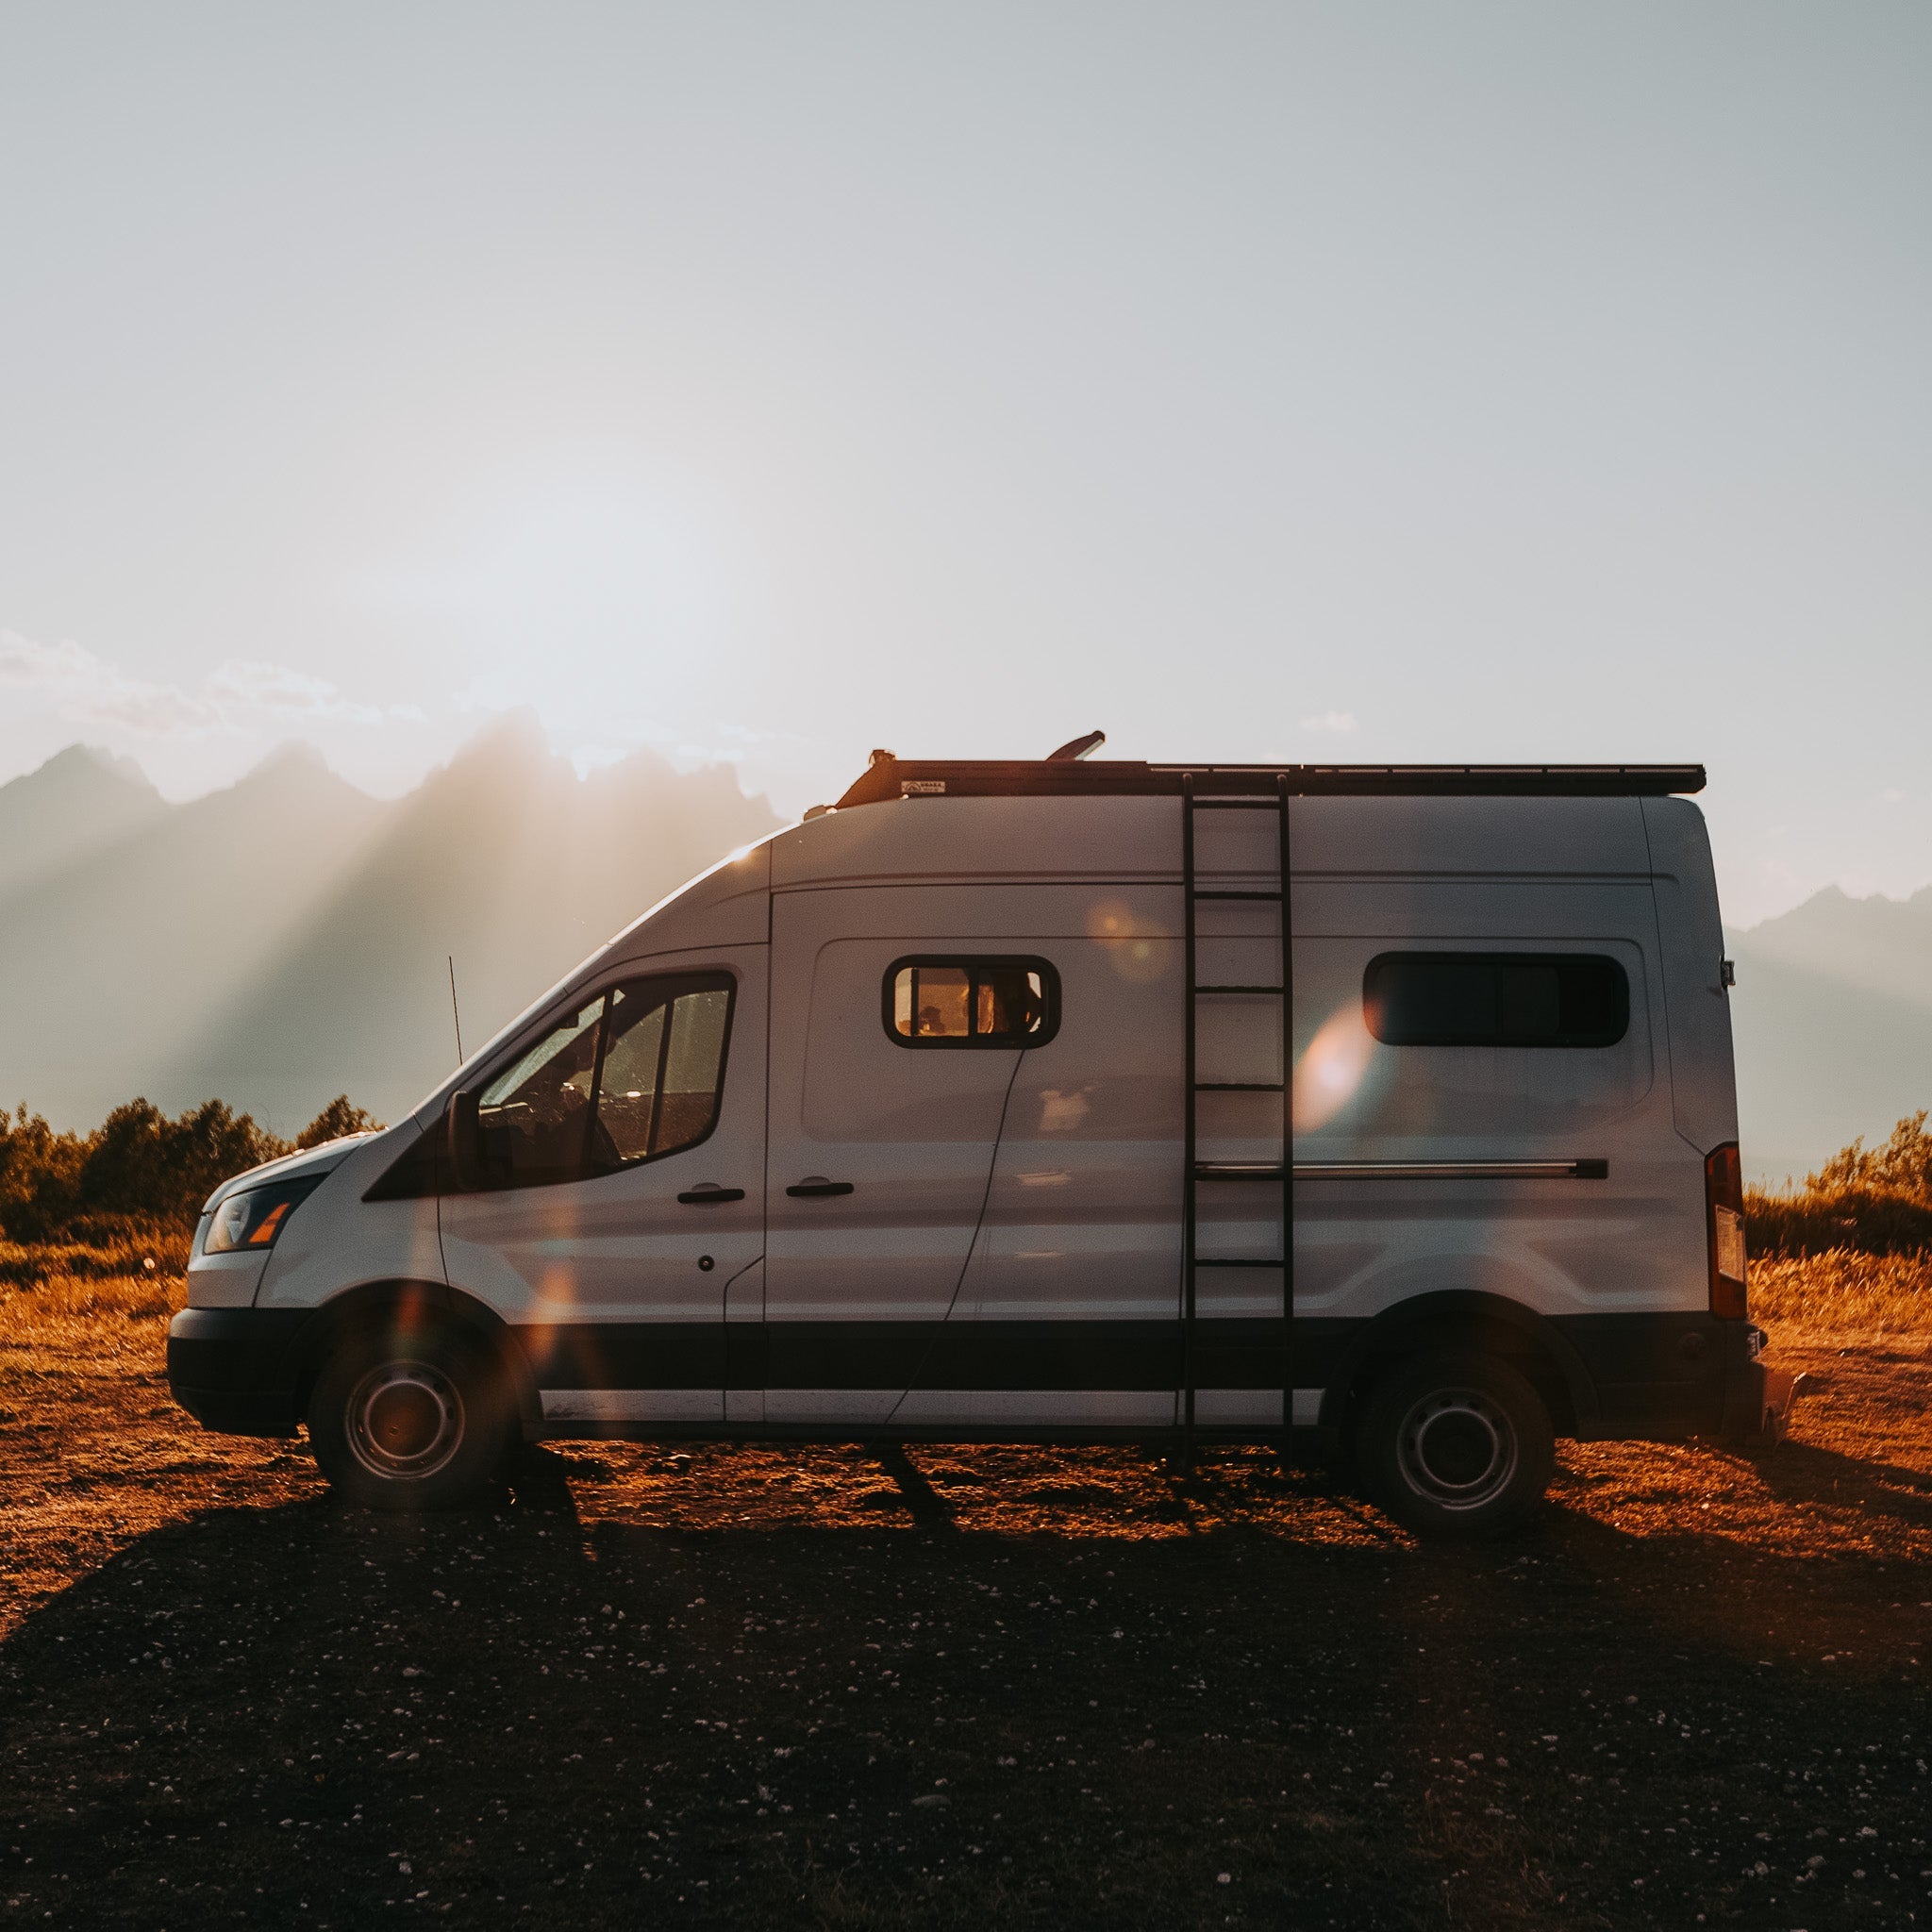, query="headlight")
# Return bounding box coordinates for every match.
[204,1177,321,1255]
